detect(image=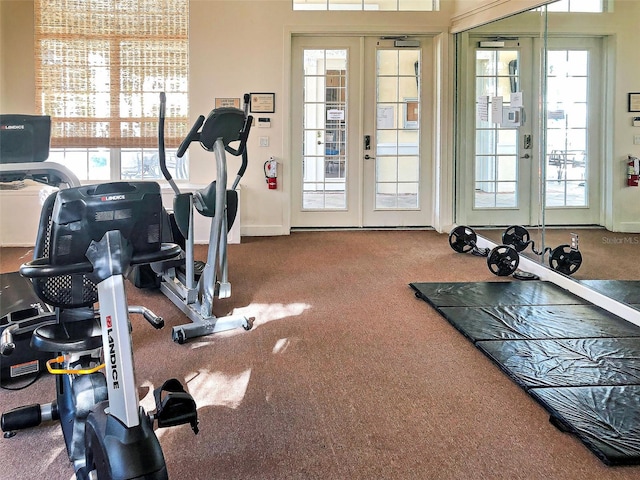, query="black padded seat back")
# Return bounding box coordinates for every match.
[31,191,98,309]
[198,108,246,152]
